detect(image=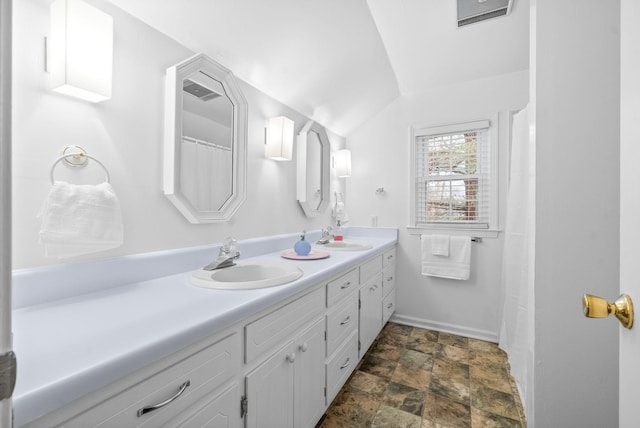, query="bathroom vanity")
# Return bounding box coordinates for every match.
[12,227,397,427]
